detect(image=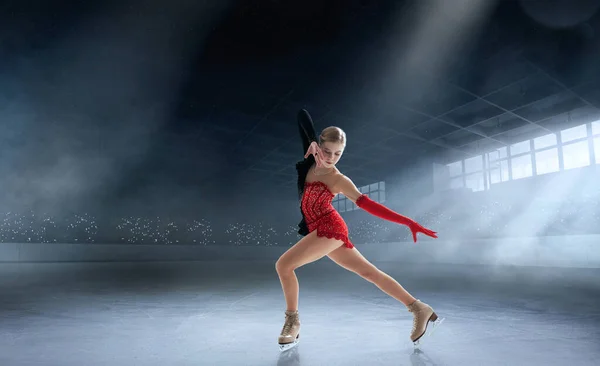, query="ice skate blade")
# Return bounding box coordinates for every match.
[279,335,300,352]
[413,317,445,349]
[427,317,445,337]
[279,340,299,352]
